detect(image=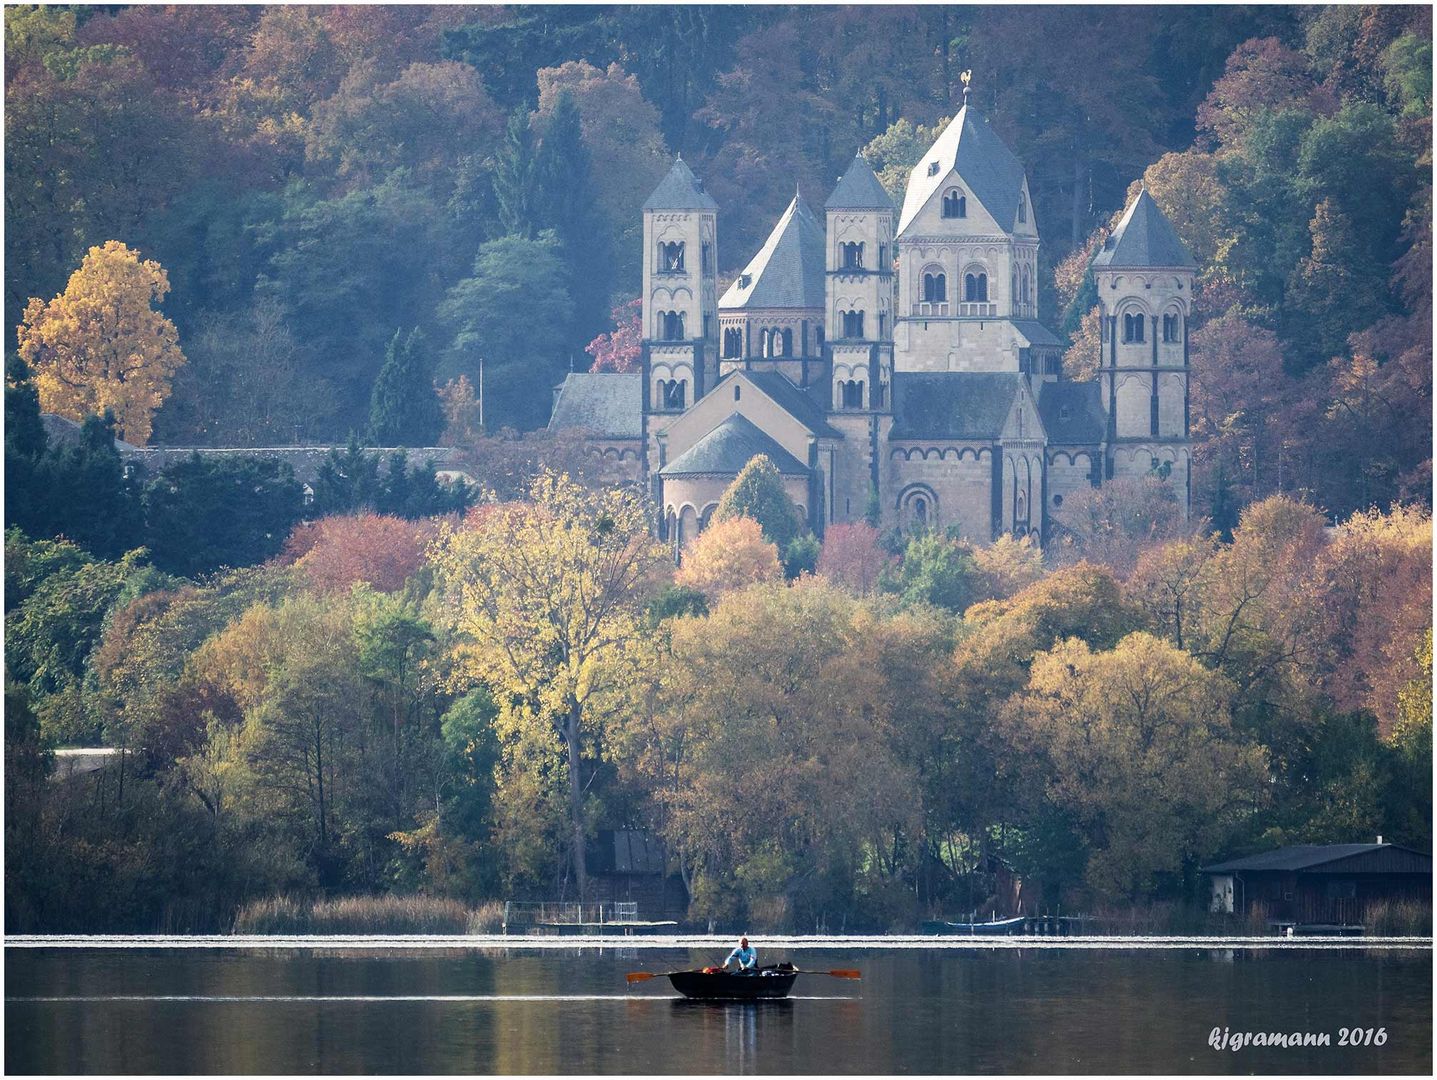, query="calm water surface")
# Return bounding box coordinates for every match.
[5,945,1431,1073]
